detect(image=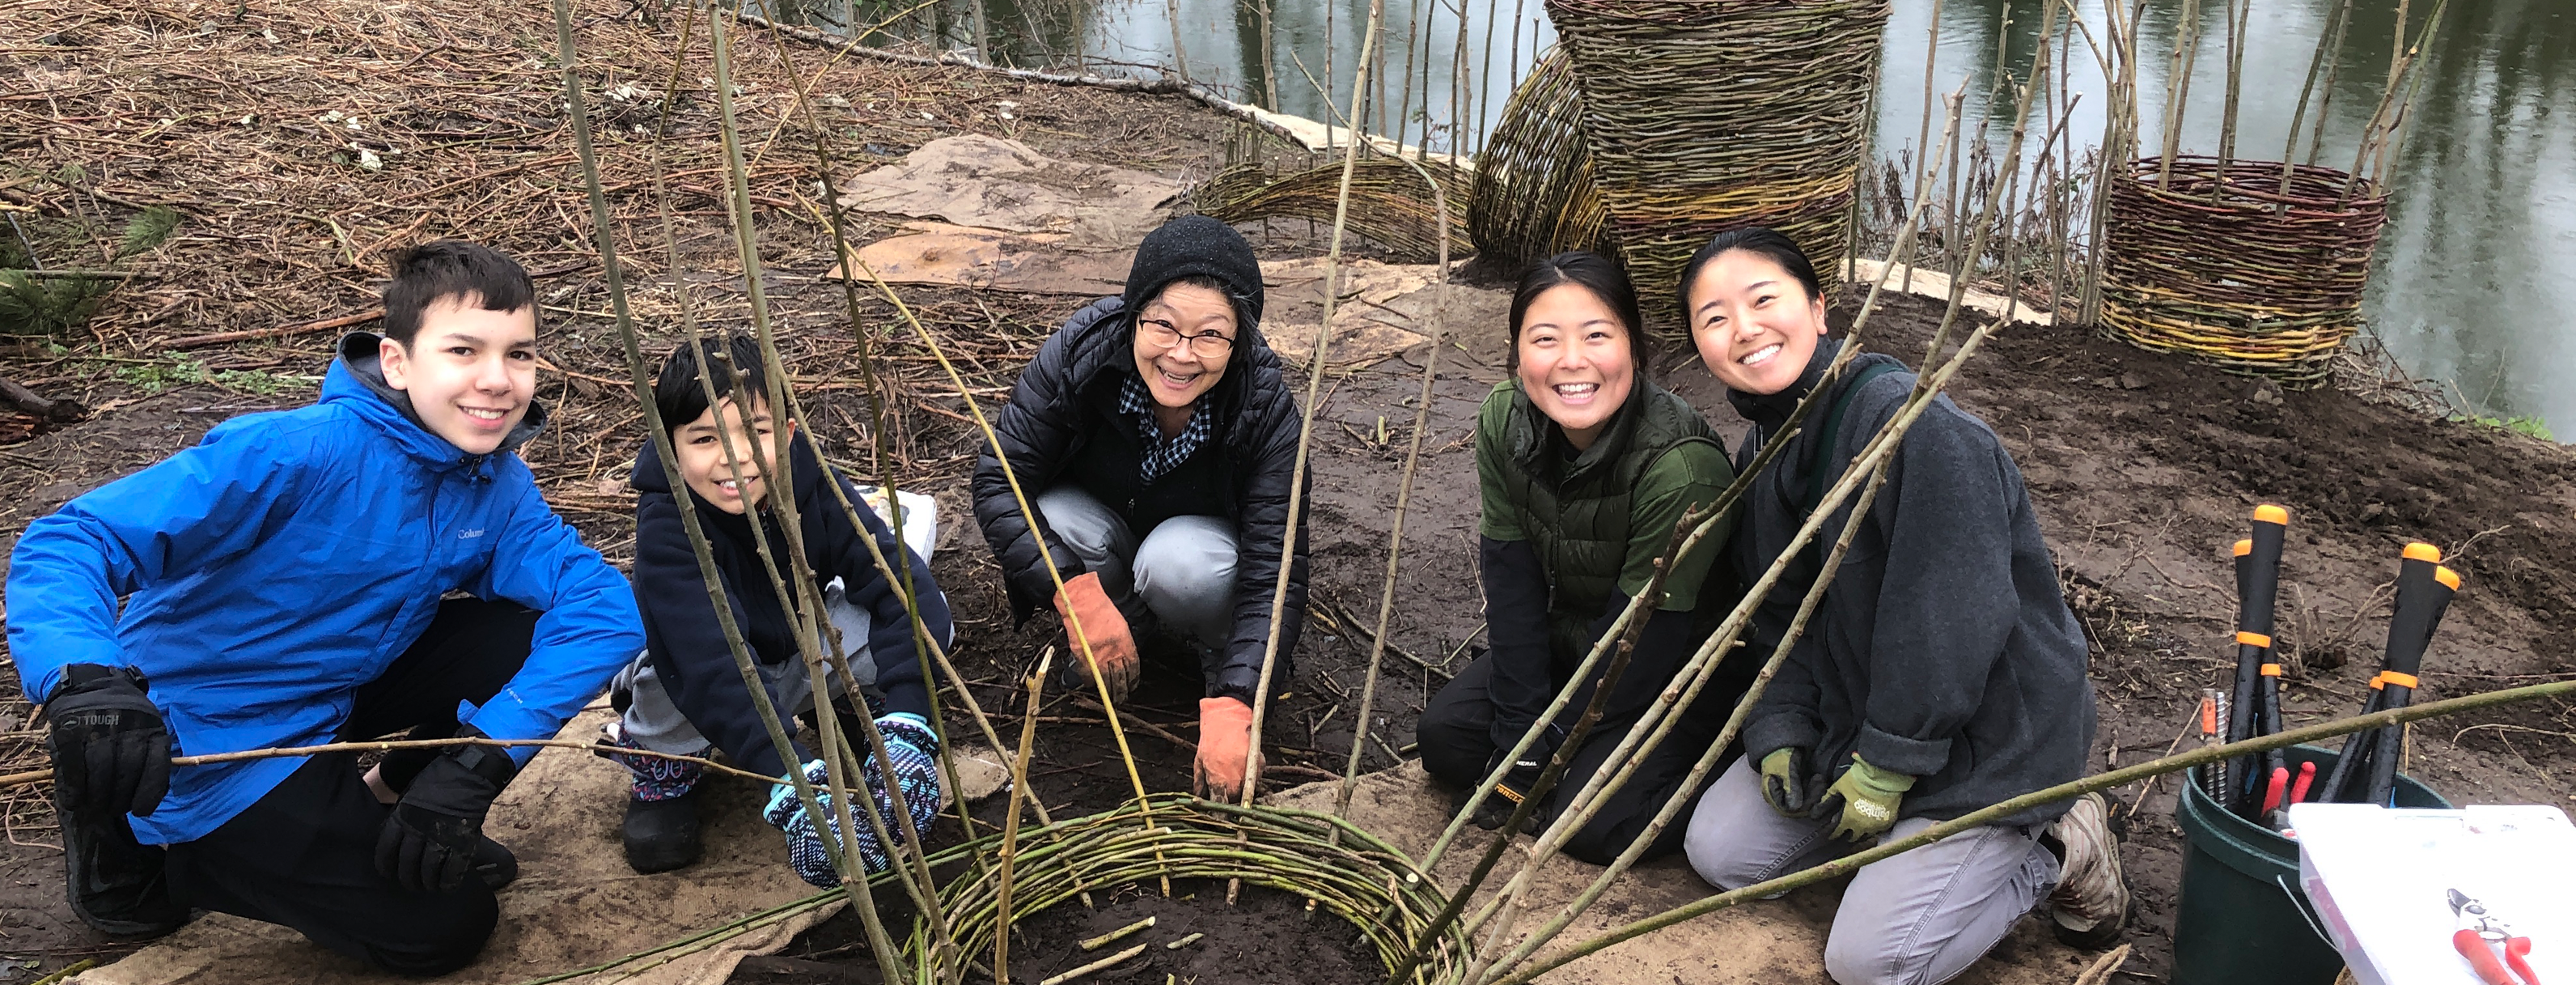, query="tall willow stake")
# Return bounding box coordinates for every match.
[993,648,1051,985]
[2154,0,2202,189]
[1240,0,1389,809]
[1335,155,1451,825]
[765,8,984,847]
[548,2,908,981]
[714,5,960,965]
[837,254,1171,896]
